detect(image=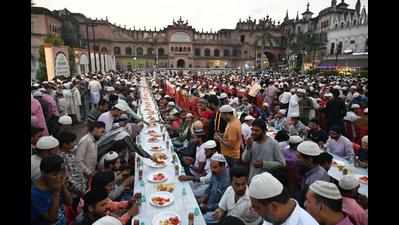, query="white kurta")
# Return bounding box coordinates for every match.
[287,94,299,118]
[71,87,82,122]
[262,199,319,225]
